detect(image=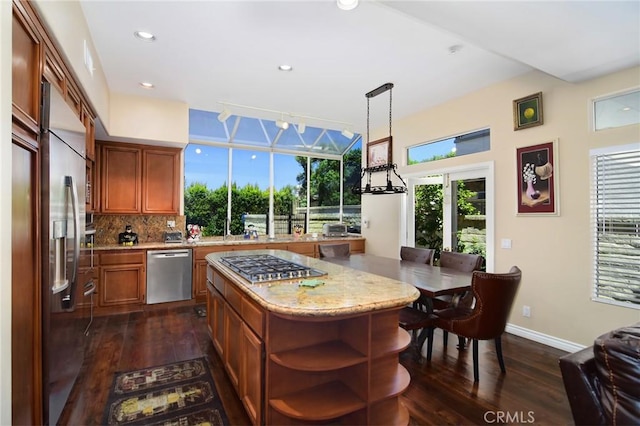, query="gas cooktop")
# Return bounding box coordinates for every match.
[219,254,327,284]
